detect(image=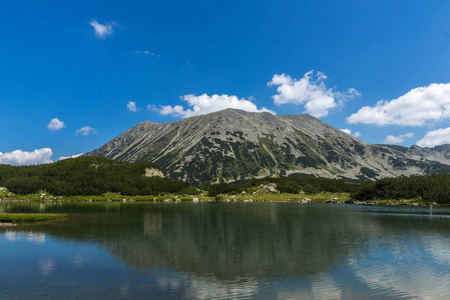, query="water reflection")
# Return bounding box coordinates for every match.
[38,258,55,276]
[155,273,260,299]
[73,253,84,268]
[1,203,449,299]
[4,230,46,244]
[143,212,162,237]
[98,204,381,278]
